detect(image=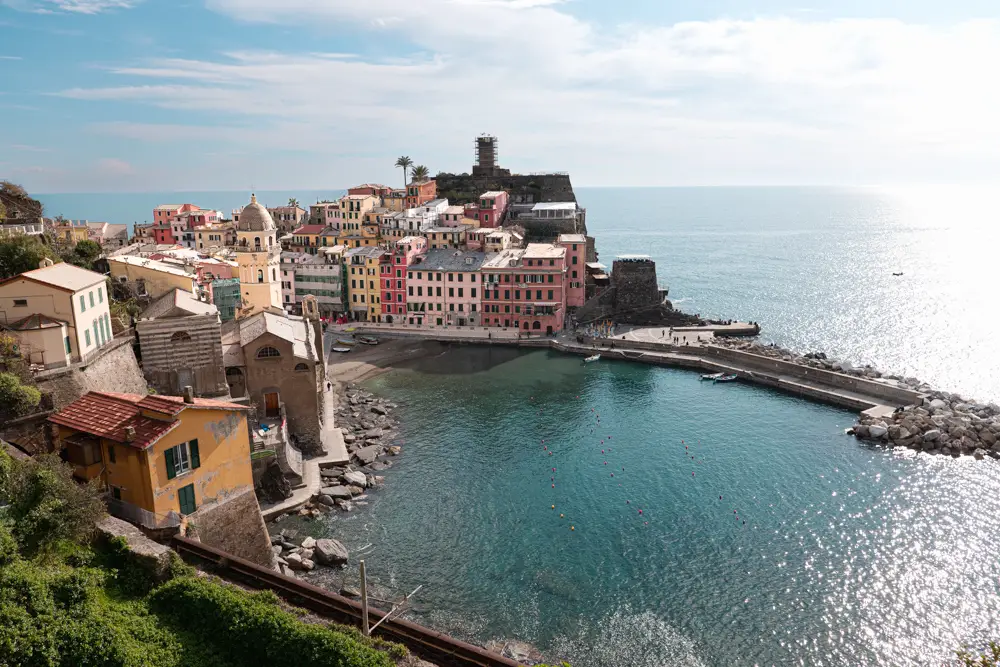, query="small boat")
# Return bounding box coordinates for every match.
[357,336,379,346]
[701,372,724,381]
[583,354,601,363]
[713,374,738,383]
[331,346,352,354]
[336,337,356,346]
[892,272,903,277]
